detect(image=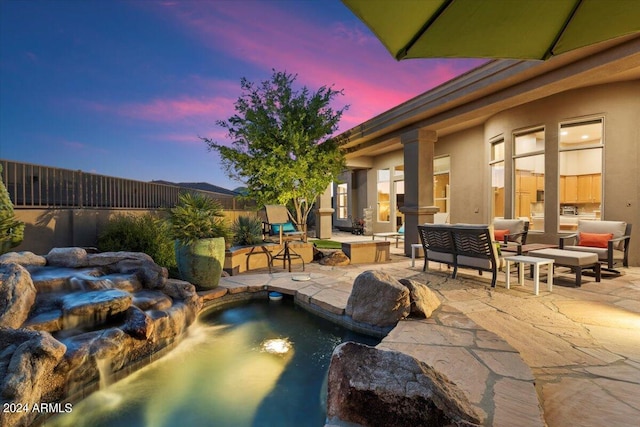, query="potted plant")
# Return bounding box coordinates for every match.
[169,192,230,289]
